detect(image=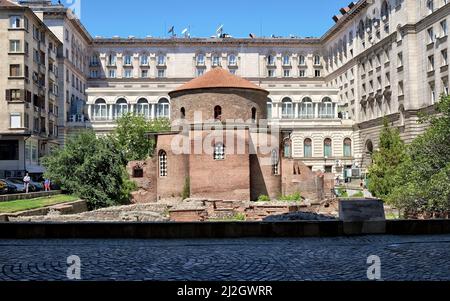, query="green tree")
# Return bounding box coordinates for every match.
[368,119,407,201]
[113,113,171,161]
[42,131,135,210]
[388,95,450,215]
